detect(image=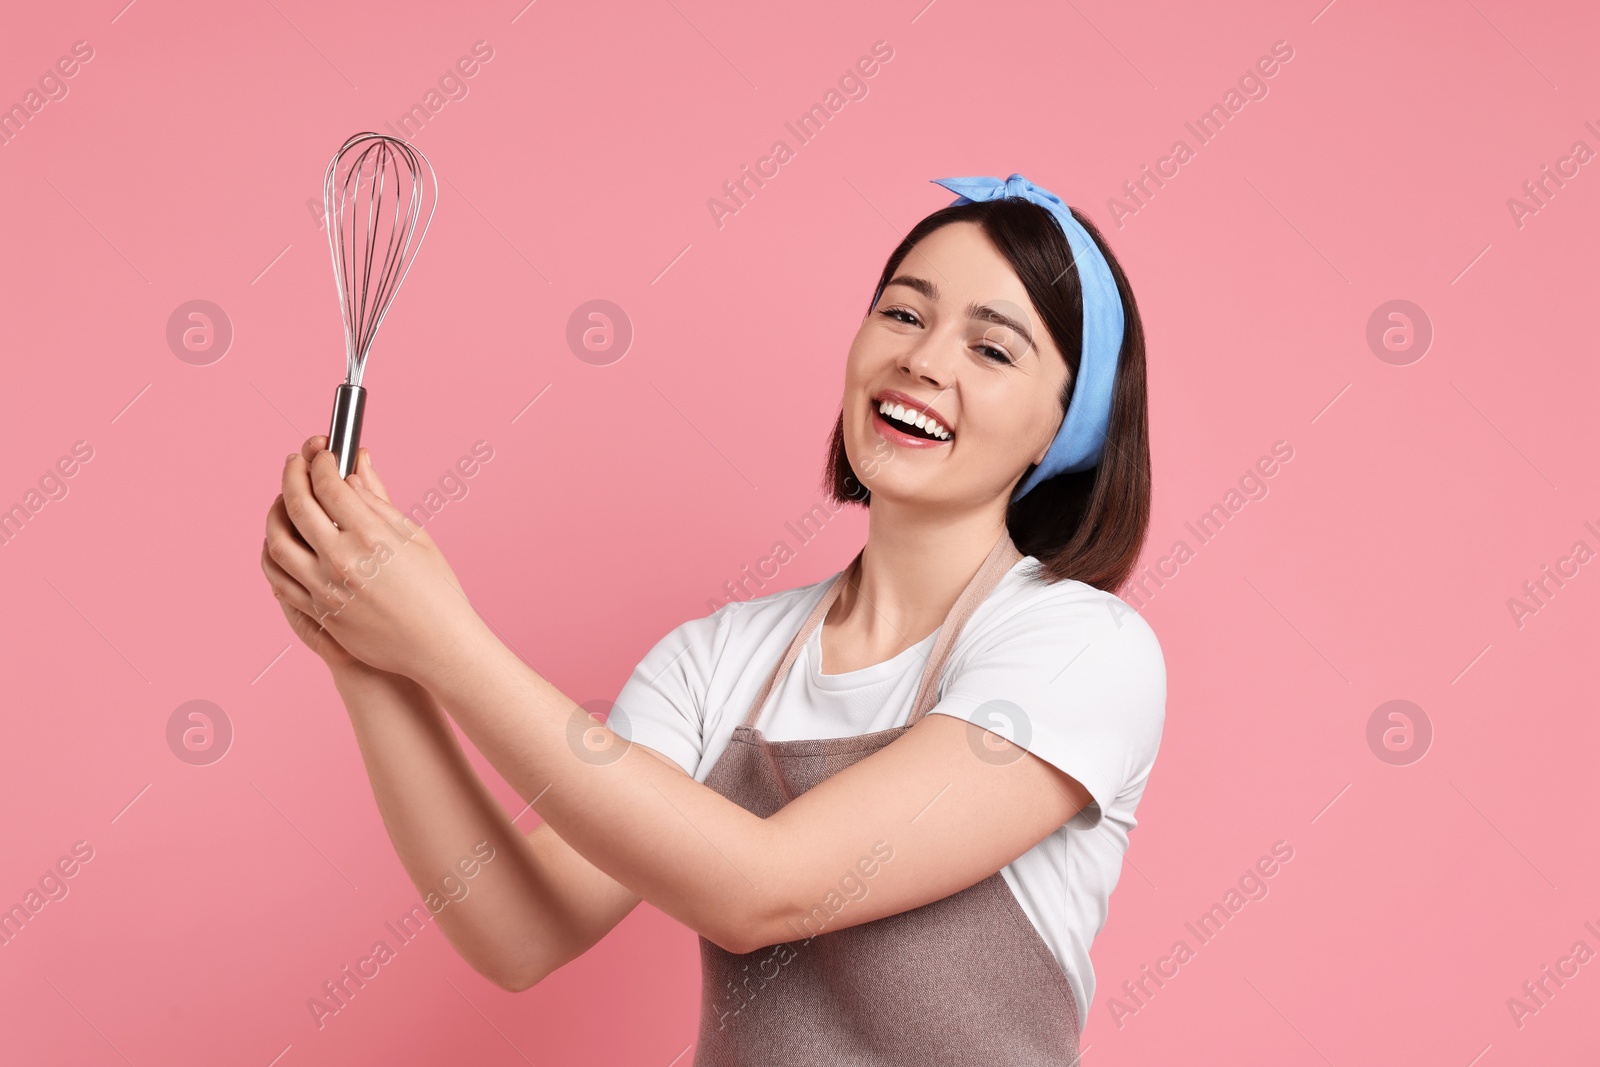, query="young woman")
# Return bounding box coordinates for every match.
[261,173,1164,1065]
